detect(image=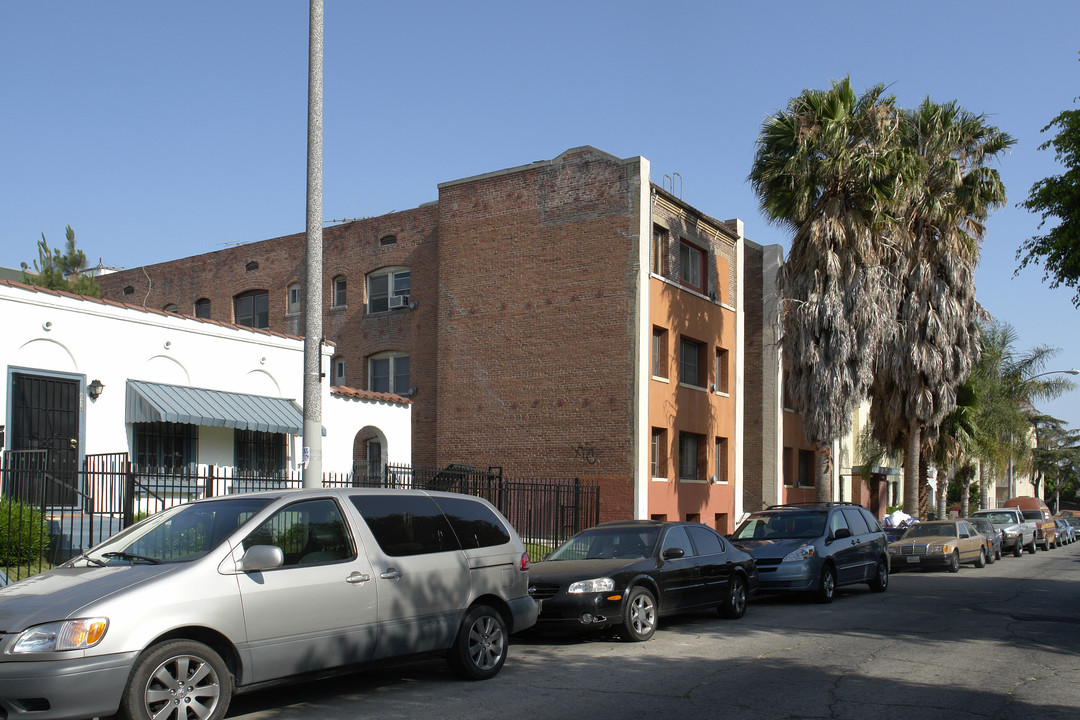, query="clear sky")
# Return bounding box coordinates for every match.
[3,1,1078,428]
